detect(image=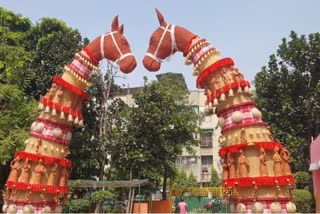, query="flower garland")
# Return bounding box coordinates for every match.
[222,121,268,133]
[29,117,72,146]
[217,101,256,116]
[183,35,198,57]
[64,65,91,87]
[6,181,68,194]
[185,39,210,63]
[207,80,251,104]
[82,46,99,65]
[14,151,72,168]
[53,76,89,101]
[232,197,293,203]
[219,141,283,157]
[40,97,83,121]
[196,57,235,88]
[75,52,99,71]
[36,117,72,130]
[5,199,57,205]
[223,175,294,188]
